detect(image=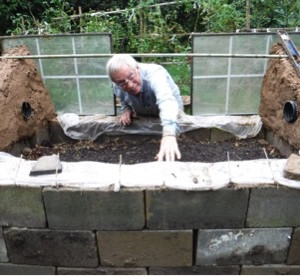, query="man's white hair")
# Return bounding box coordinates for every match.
[106,54,138,80]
